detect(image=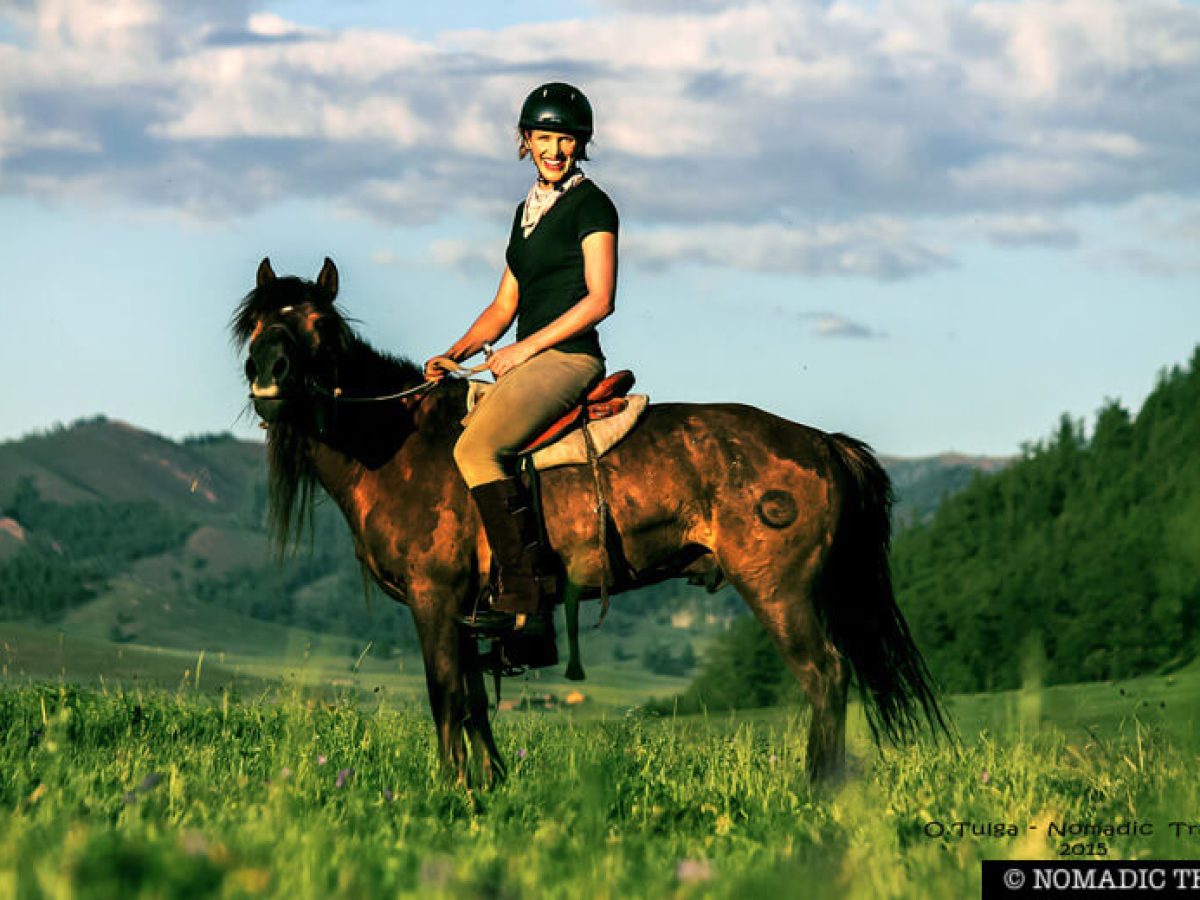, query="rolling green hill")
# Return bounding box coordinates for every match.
[0,415,1001,694]
[0,417,262,518]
